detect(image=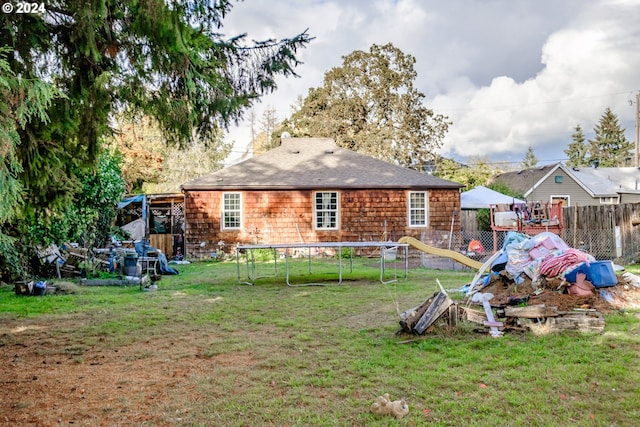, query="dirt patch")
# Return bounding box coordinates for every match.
[0,317,251,427]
